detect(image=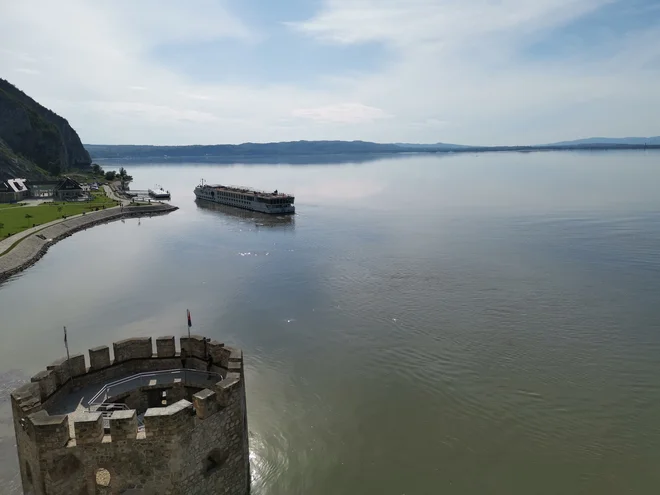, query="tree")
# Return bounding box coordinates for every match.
[24,213,33,226]
[118,167,131,190]
[105,170,117,180]
[92,163,104,175]
[0,222,4,234]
